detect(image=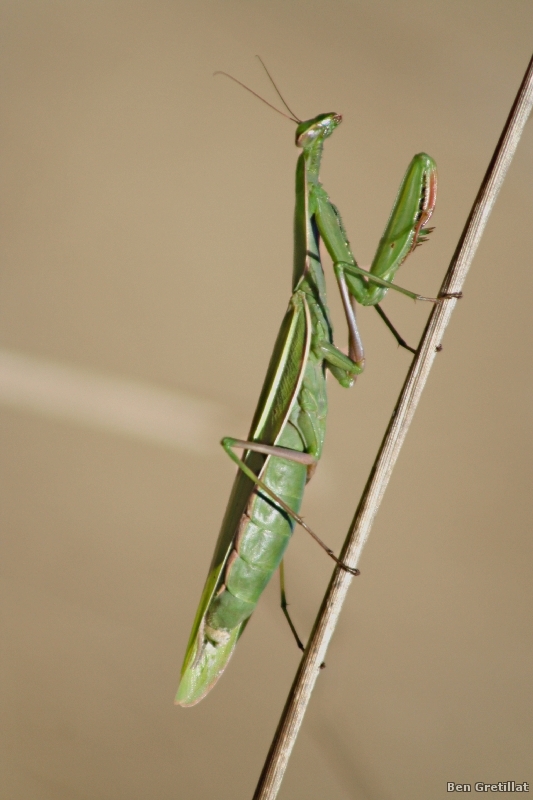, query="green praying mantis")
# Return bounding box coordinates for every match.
[176,63,458,707]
